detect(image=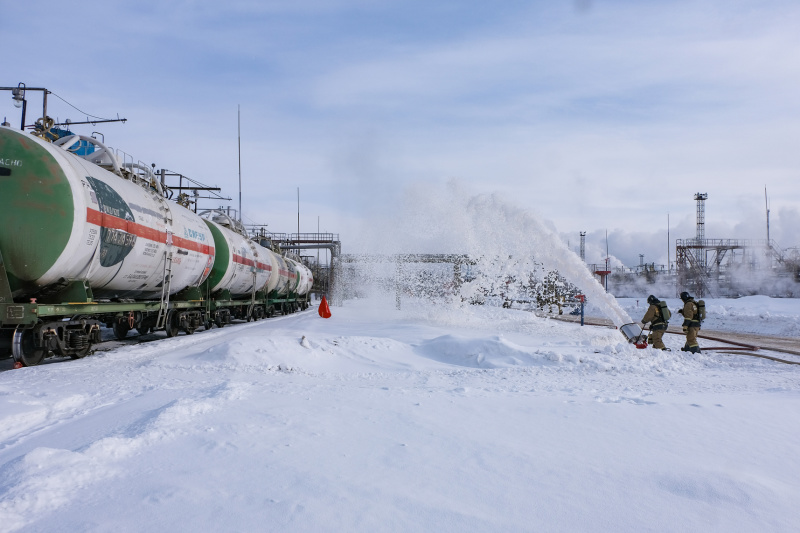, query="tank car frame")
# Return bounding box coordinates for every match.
[0,247,311,366]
